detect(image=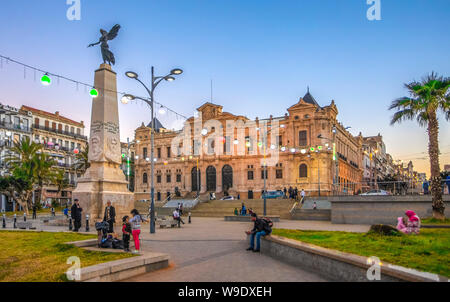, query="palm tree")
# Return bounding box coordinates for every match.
[6,137,55,211]
[389,72,450,219]
[73,144,90,175]
[53,168,70,207]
